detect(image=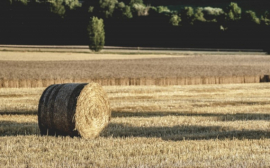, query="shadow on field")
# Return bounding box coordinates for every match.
[101,123,270,141]
[112,111,270,121]
[0,121,39,136]
[2,120,269,140]
[0,111,37,115]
